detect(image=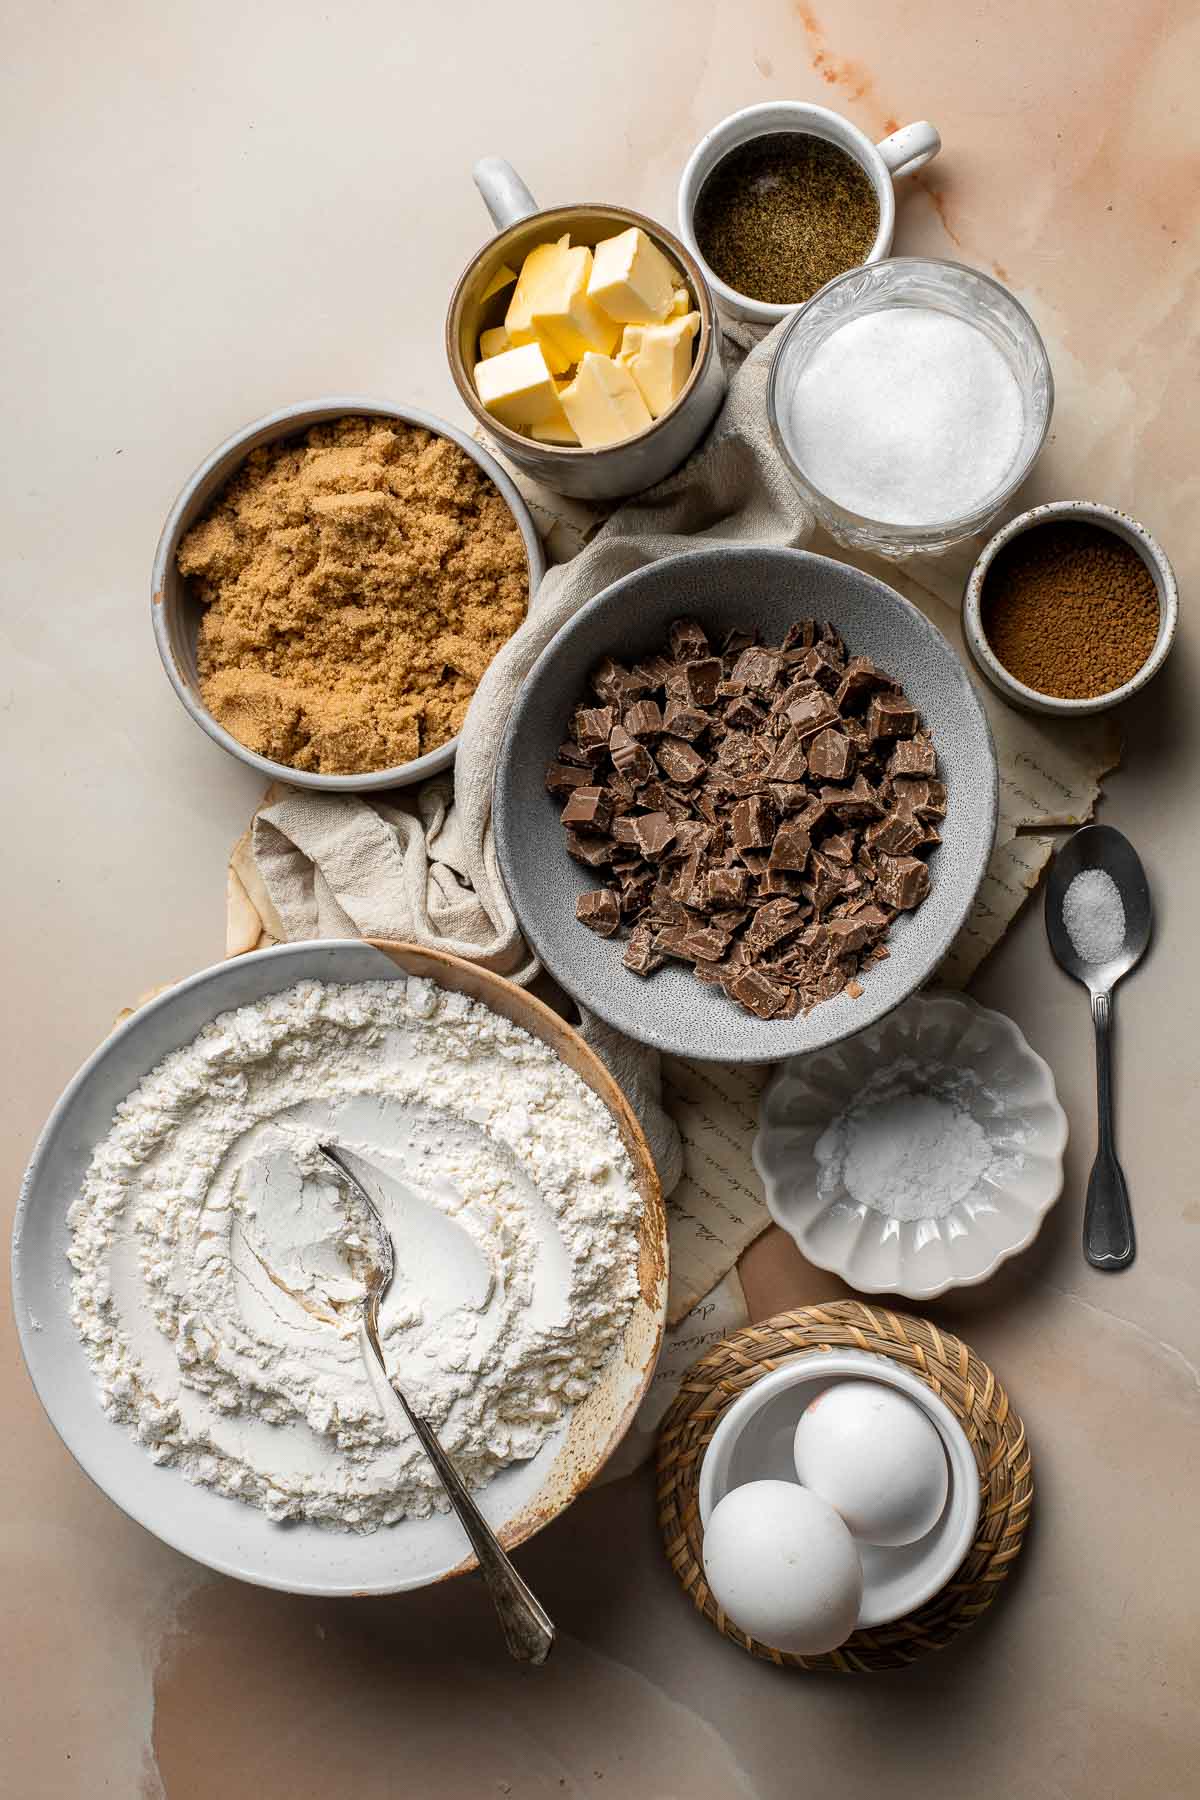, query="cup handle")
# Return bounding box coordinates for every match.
[875,121,941,180]
[473,157,540,232]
